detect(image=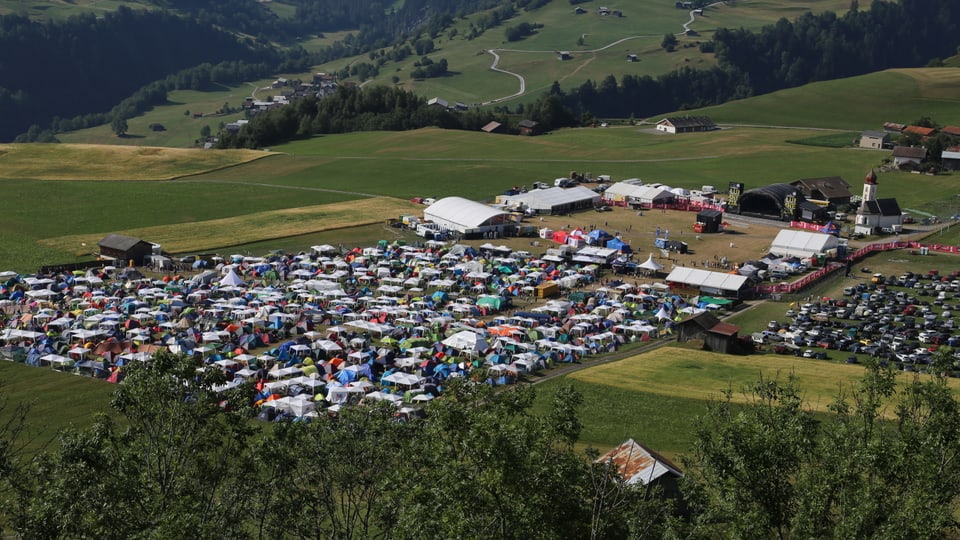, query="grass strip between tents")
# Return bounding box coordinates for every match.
[38,197,422,256]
